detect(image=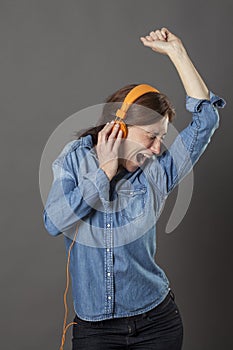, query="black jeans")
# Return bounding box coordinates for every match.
[72,290,183,350]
